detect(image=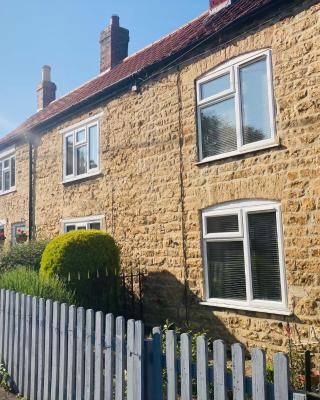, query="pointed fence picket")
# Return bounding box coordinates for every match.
[0,289,308,400]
